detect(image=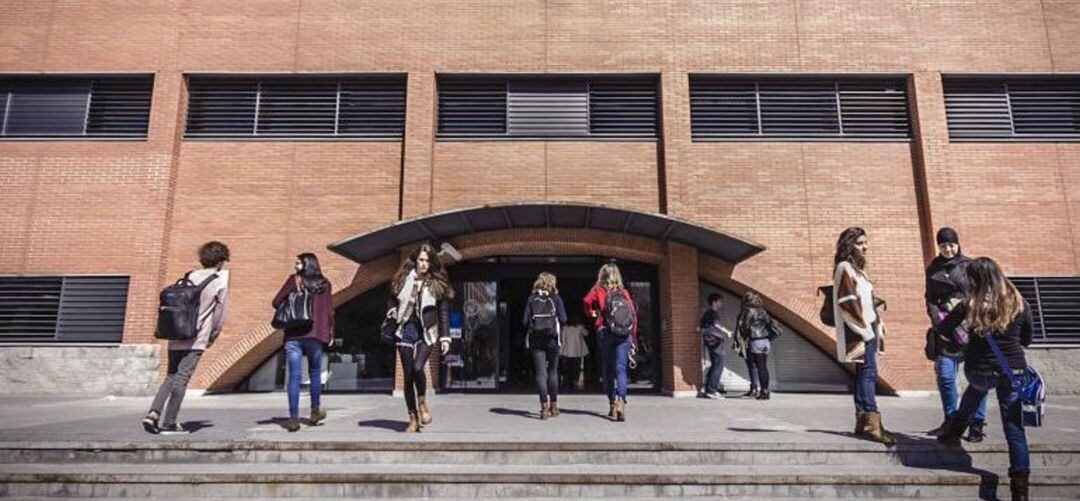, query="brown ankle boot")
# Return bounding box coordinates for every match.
[549,399,559,418]
[405,411,421,433]
[309,408,327,426]
[540,397,551,420]
[614,398,626,422]
[608,401,616,418]
[417,396,432,426]
[854,411,867,436]
[863,411,895,446]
